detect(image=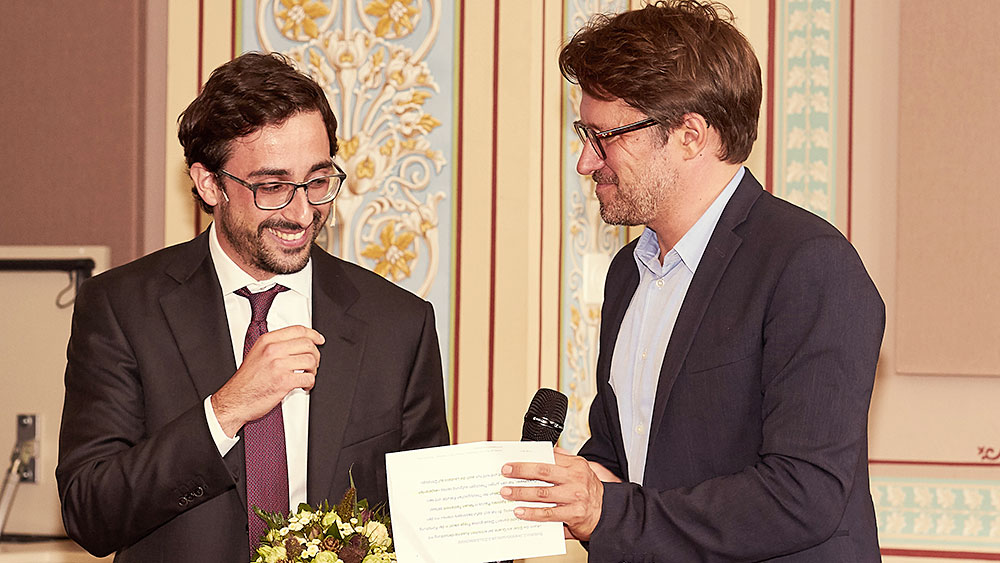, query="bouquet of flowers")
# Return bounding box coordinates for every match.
[252,474,394,563]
